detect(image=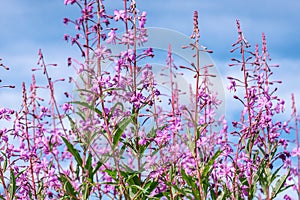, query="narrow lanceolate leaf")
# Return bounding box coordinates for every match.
[85,153,93,180]
[113,117,132,149]
[271,164,283,183]
[144,181,159,196]
[9,169,16,200]
[202,150,222,178]
[66,114,76,132]
[59,173,78,200]
[271,169,290,199]
[82,181,93,200]
[1,152,8,172]
[92,161,103,176]
[62,136,83,167]
[71,101,102,117]
[180,169,200,199]
[165,181,191,199]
